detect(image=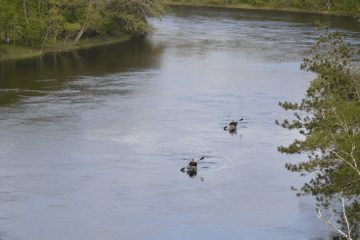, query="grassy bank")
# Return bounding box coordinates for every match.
[162,0,360,16]
[0,34,131,62]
